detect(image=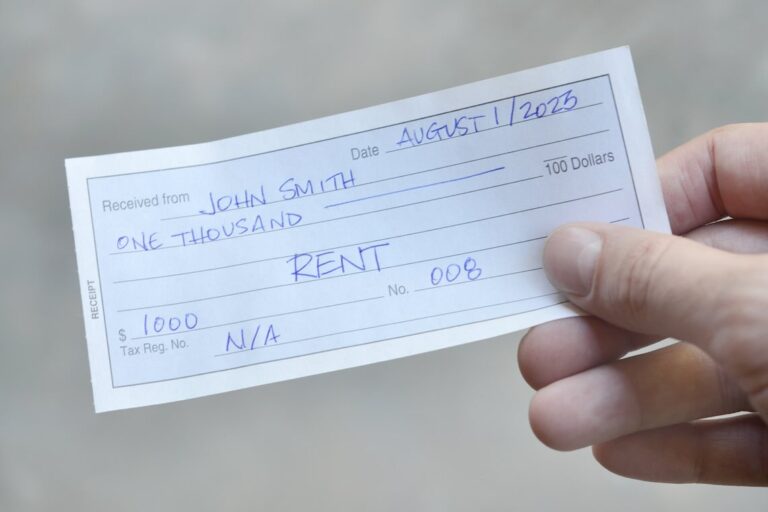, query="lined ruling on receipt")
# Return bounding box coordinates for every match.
[67,47,669,412]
